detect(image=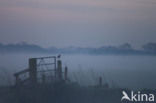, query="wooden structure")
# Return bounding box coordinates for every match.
[14,56,68,86]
